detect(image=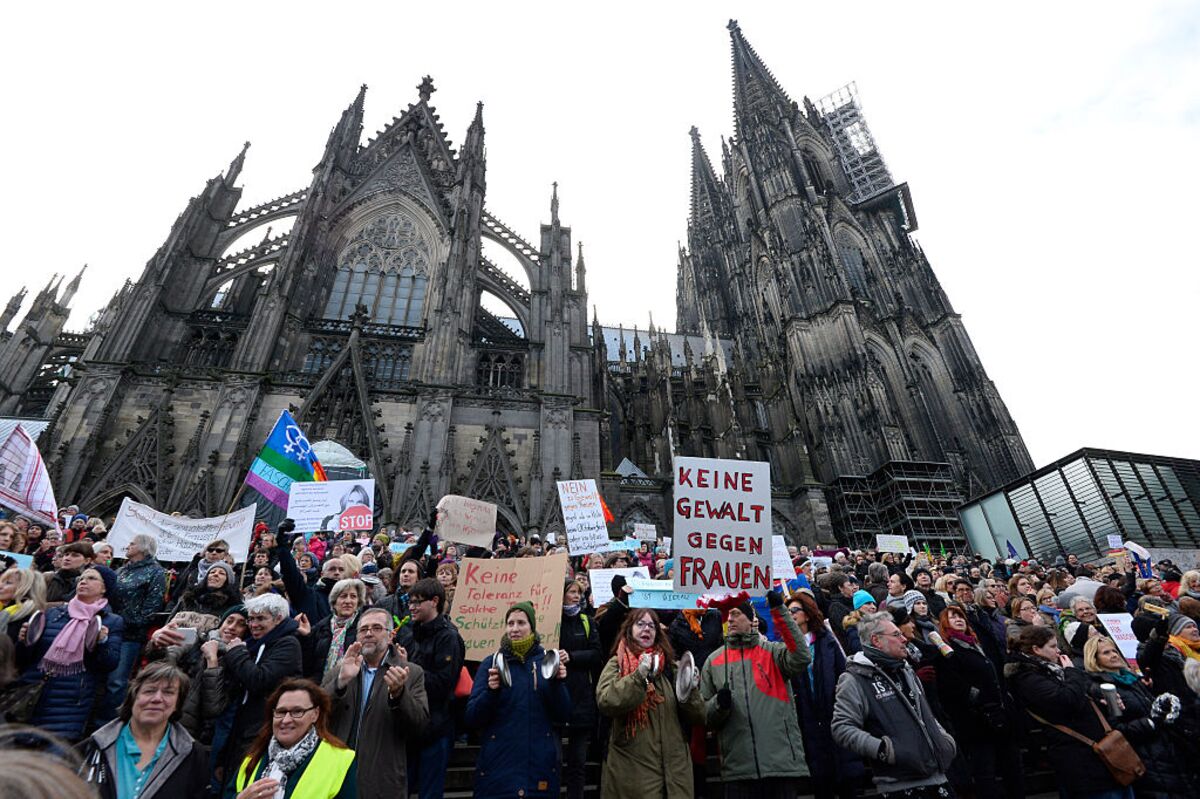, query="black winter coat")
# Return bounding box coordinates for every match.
[667,609,725,670]
[792,630,865,783]
[410,613,465,739]
[302,611,361,682]
[1005,653,1123,794]
[935,638,1008,742]
[1084,671,1189,795]
[222,617,303,751]
[275,542,331,621]
[596,597,631,658]
[559,610,602,729]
